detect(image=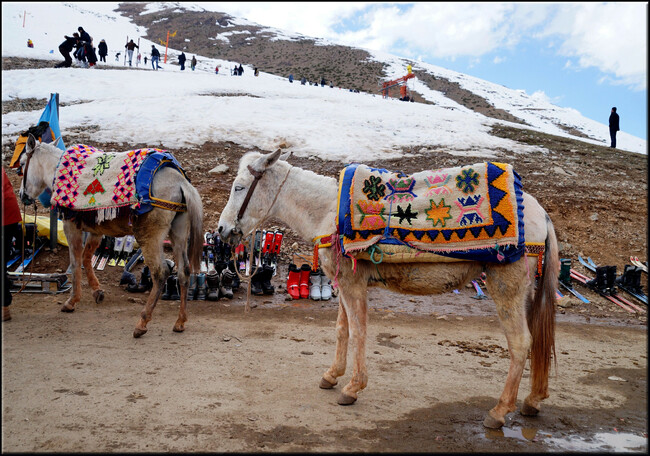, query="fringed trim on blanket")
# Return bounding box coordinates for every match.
[57,205,133,229]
